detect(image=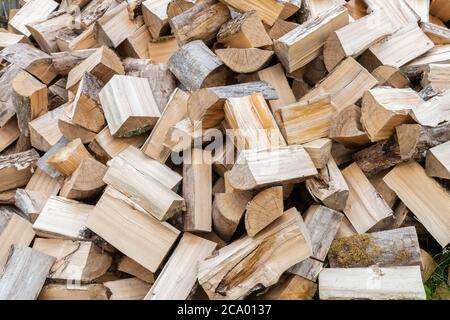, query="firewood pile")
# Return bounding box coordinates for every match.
[0,0,449,301]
